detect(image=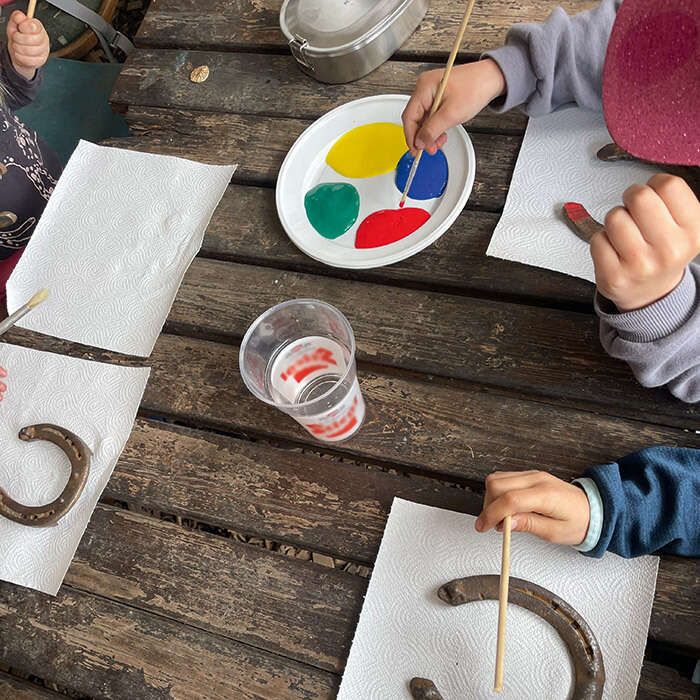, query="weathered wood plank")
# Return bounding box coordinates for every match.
[0,584,336,699]
[106,420,700,651]
[141,334,699,463]
[4,327,696,478]
[106,106,520,211]
[113,50,527,132]
[0,672,64,699]
[68,505,364,673]
[4,505,693,697]
[168,258,697,426]
[638,661,698,700]
[200,183,594,305]
[4,323,693,479]
[112,419,482,563]
[137,0,597,60]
